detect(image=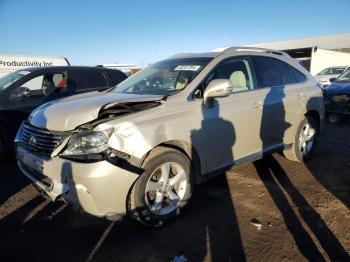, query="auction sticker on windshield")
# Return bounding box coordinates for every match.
[174,65,201,71]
